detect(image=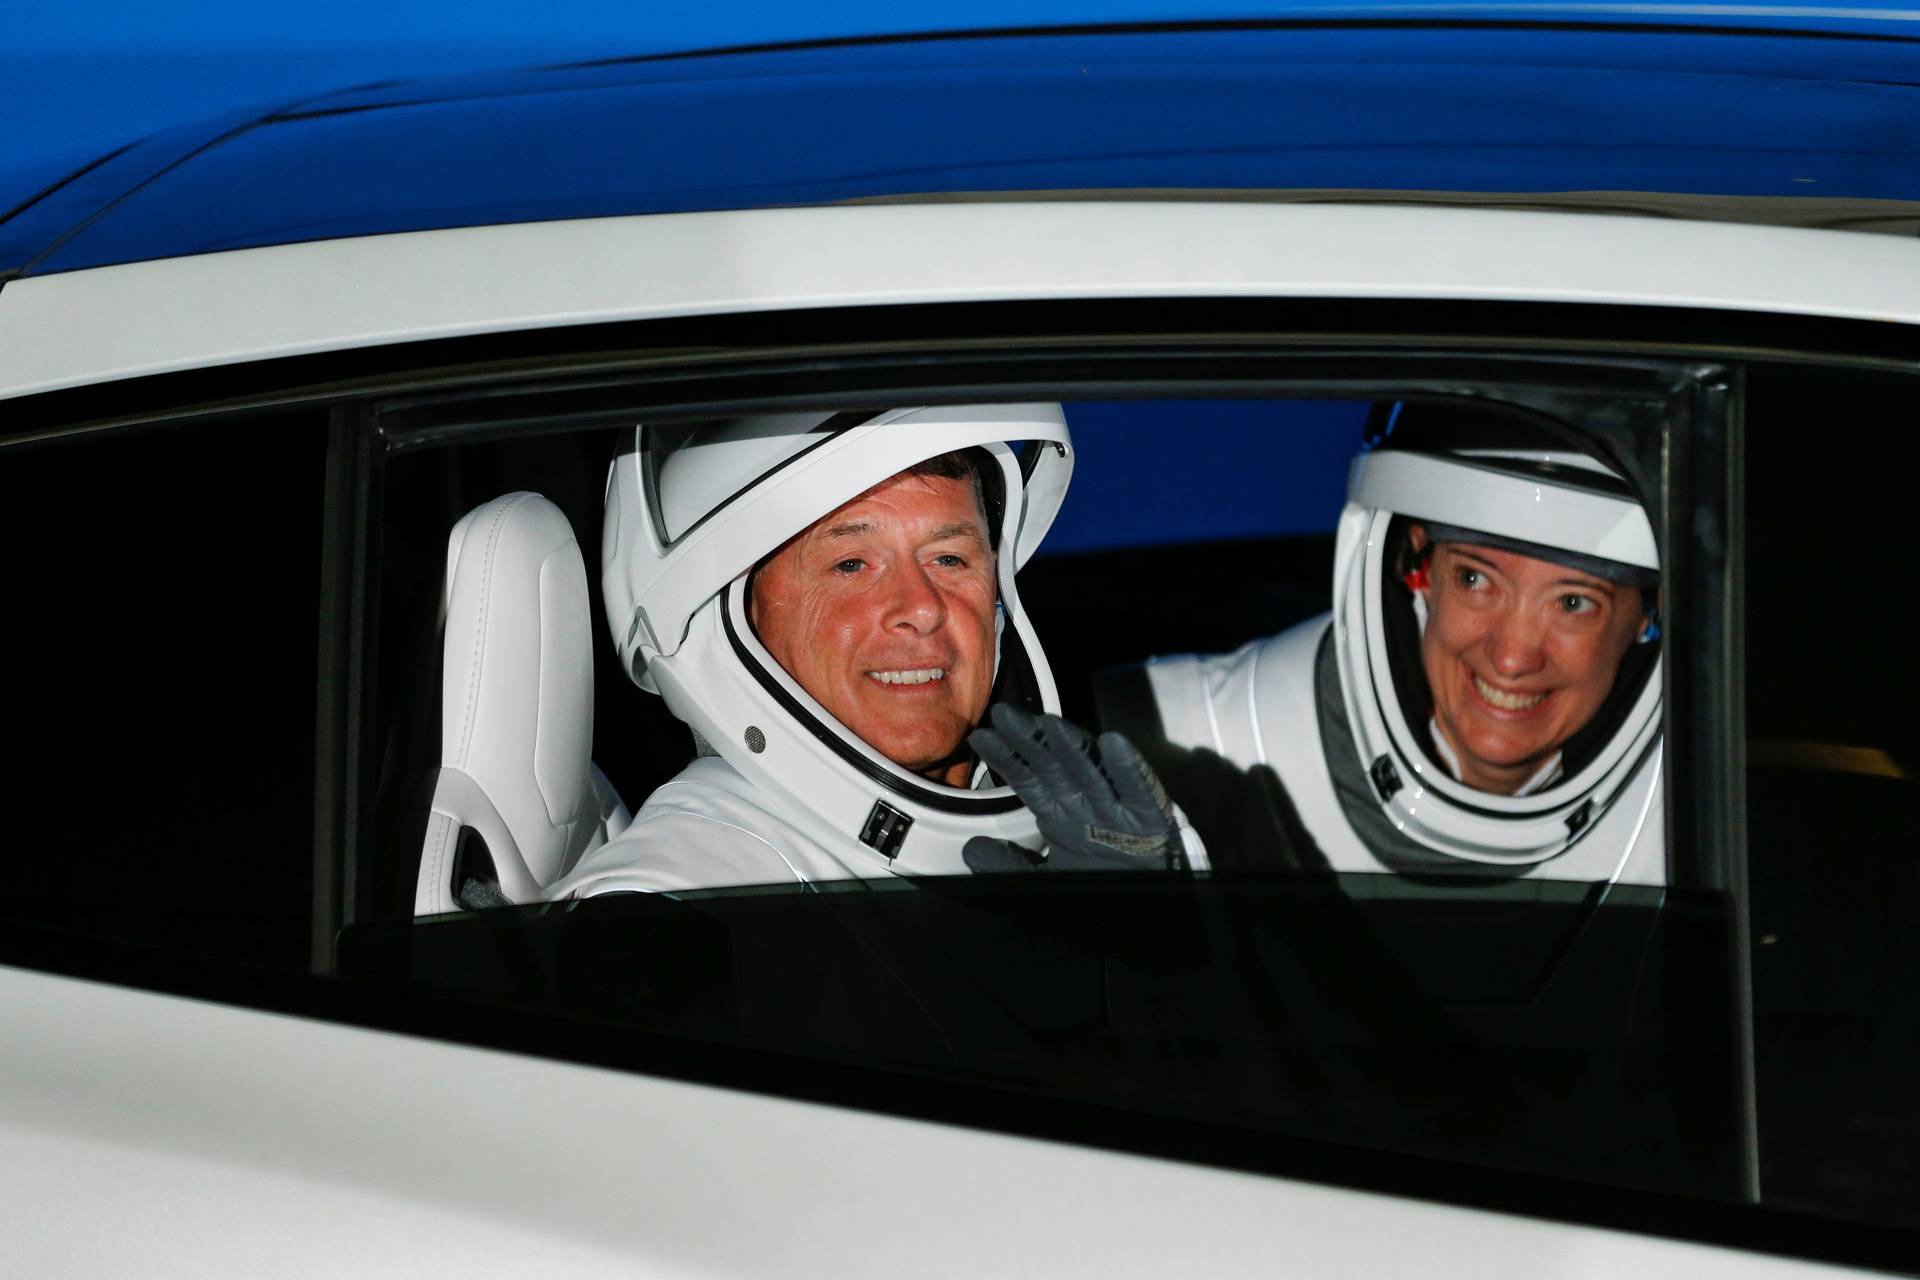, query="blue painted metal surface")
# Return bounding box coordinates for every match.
[3,21,1917,278]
